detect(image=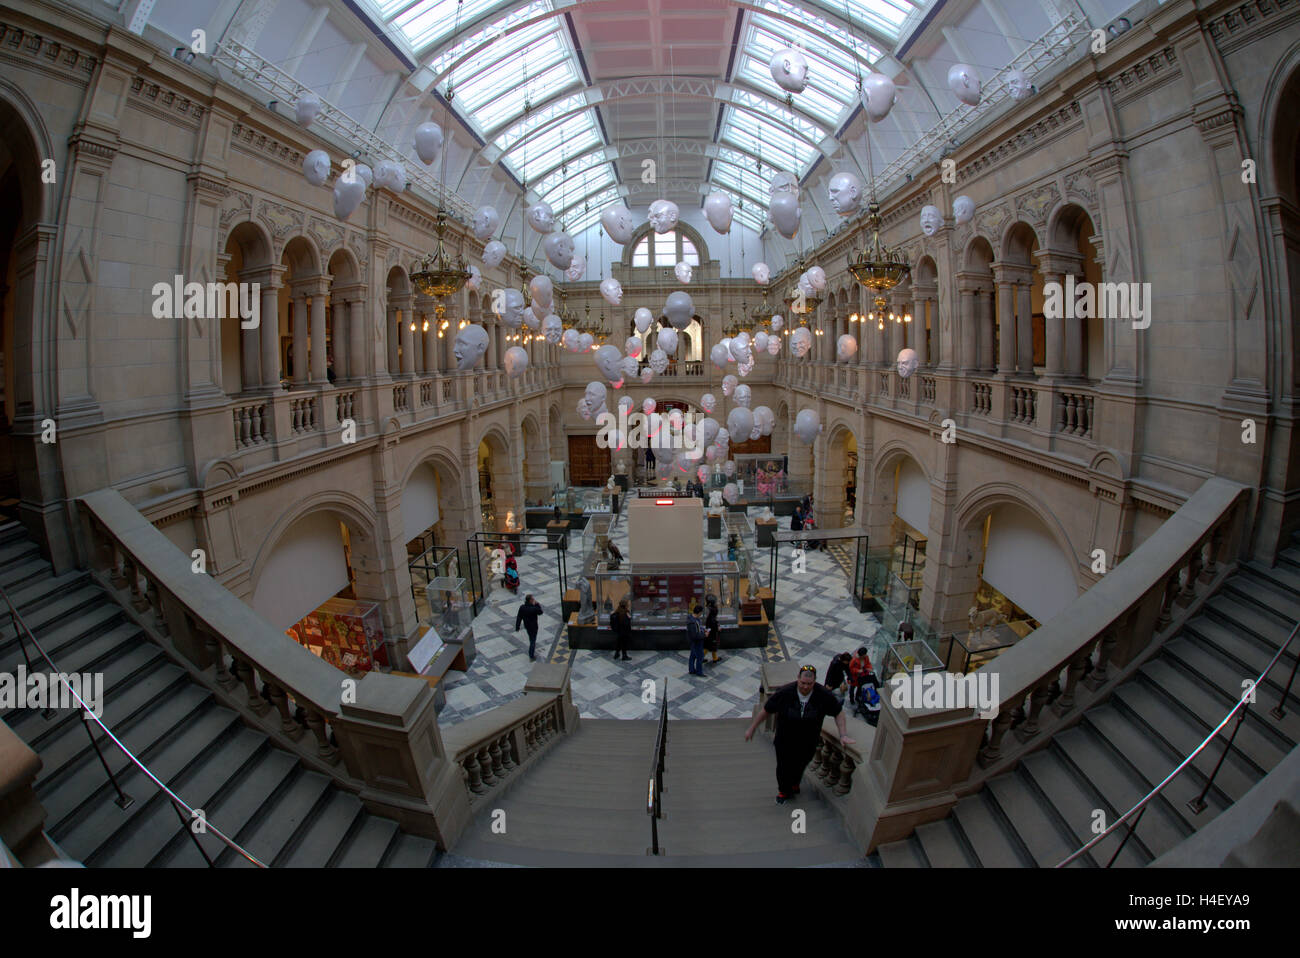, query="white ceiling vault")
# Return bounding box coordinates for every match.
[116,0,1139,271]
